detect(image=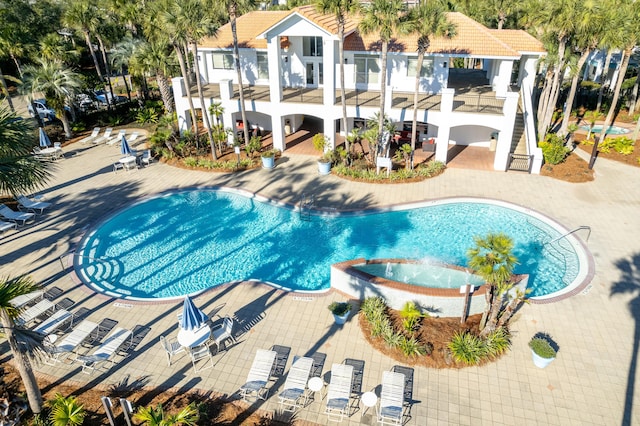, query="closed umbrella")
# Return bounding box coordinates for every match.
[120,135,132,156]
[180,296,208,331]
[39,128,51,148]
